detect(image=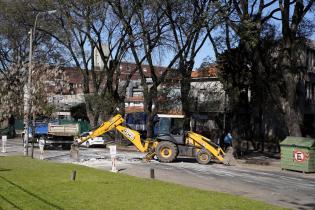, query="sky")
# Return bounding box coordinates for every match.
[156,39,216,70]
[72,1,315,70]
[193,39,216,69]
[165,1,315,70]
